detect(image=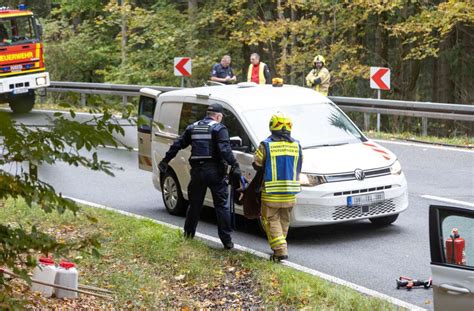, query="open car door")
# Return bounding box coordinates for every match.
[429,204,474,310]
[137,88,161,171]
